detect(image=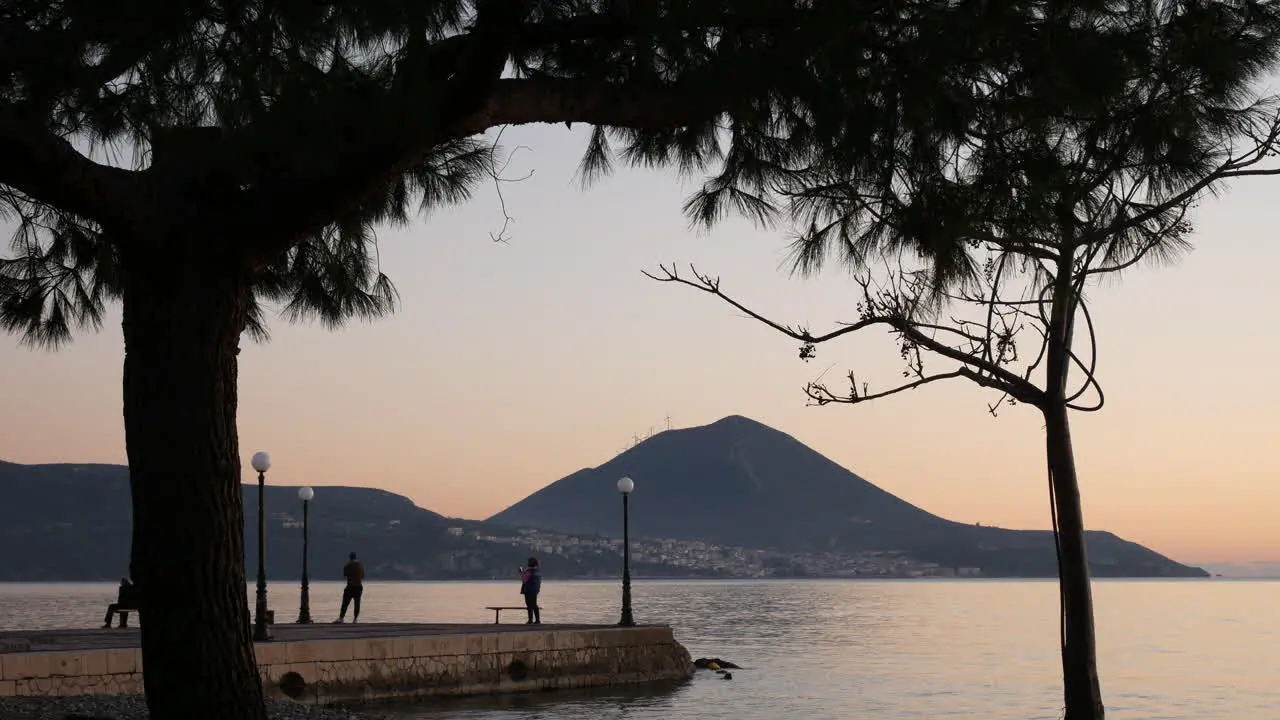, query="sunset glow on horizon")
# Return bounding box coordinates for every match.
[3,124,1278,569]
